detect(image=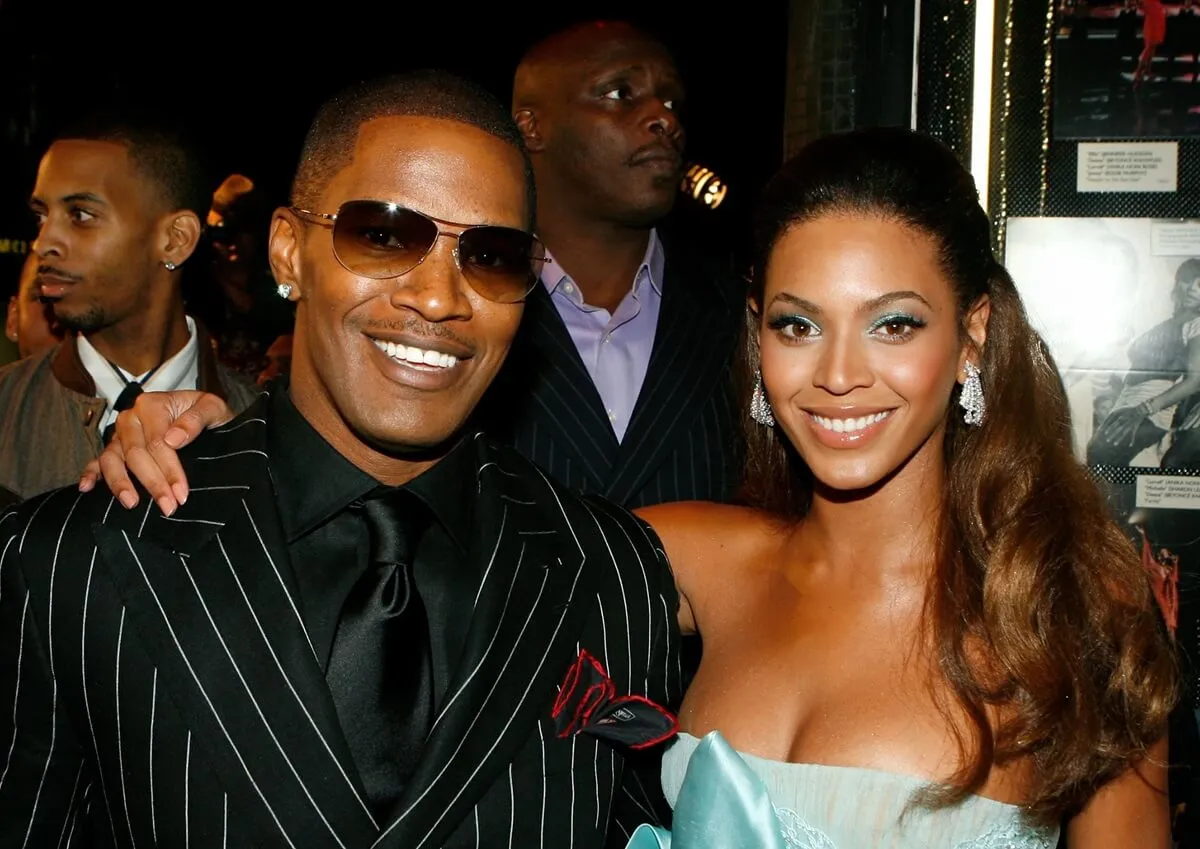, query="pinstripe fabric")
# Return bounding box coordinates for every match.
[478,247,745,510]
[0,390,681,849]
